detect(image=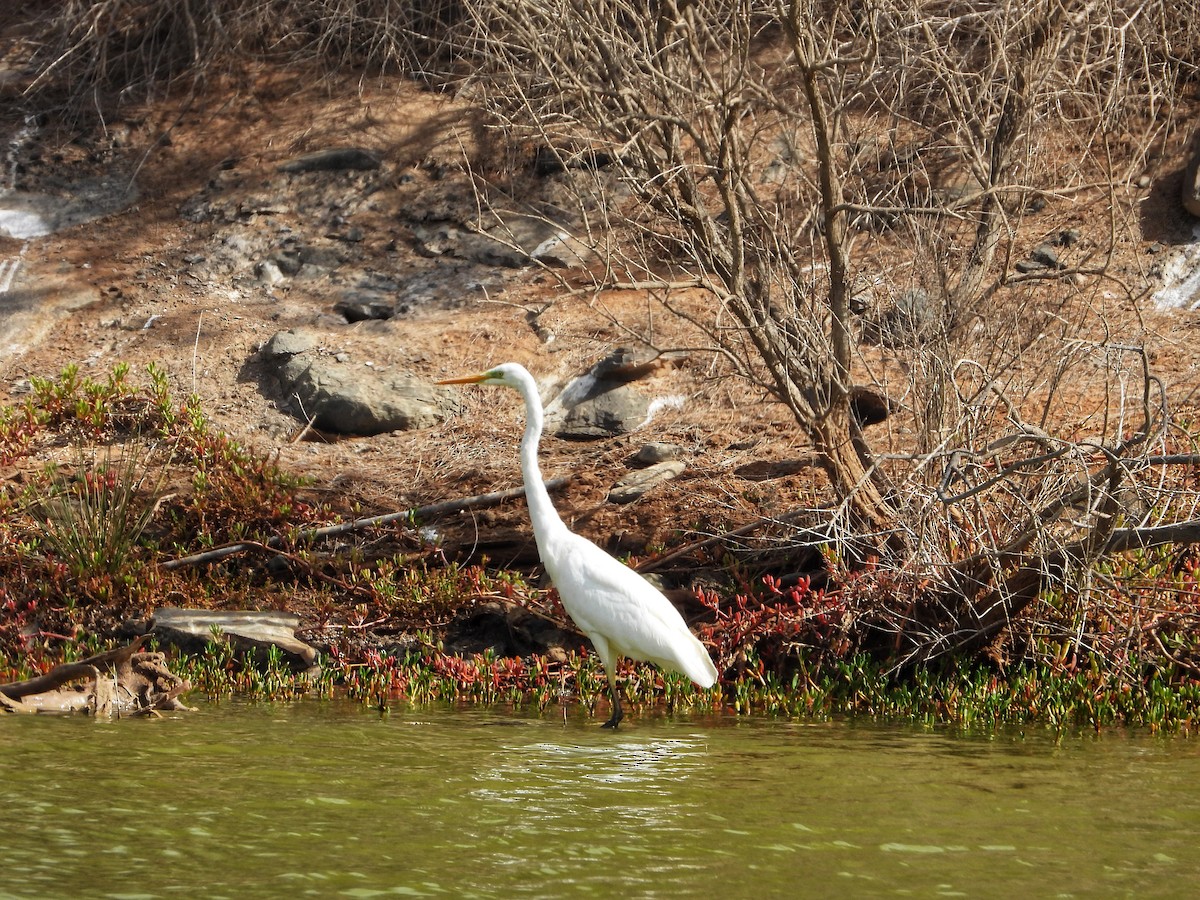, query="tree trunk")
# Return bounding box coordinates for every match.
[814,403,895,543]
